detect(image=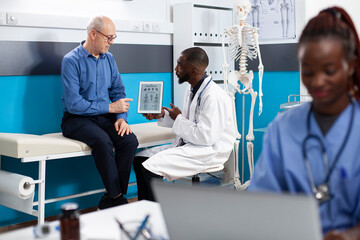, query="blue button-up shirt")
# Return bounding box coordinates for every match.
[61,41,127,120]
